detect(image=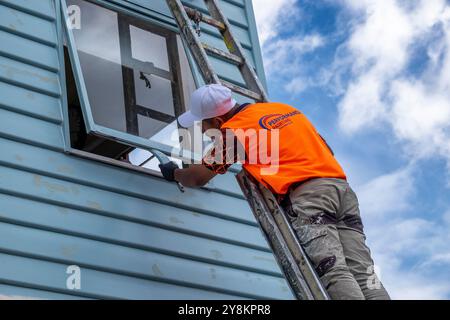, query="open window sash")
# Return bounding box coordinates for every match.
[61,0,204,163]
